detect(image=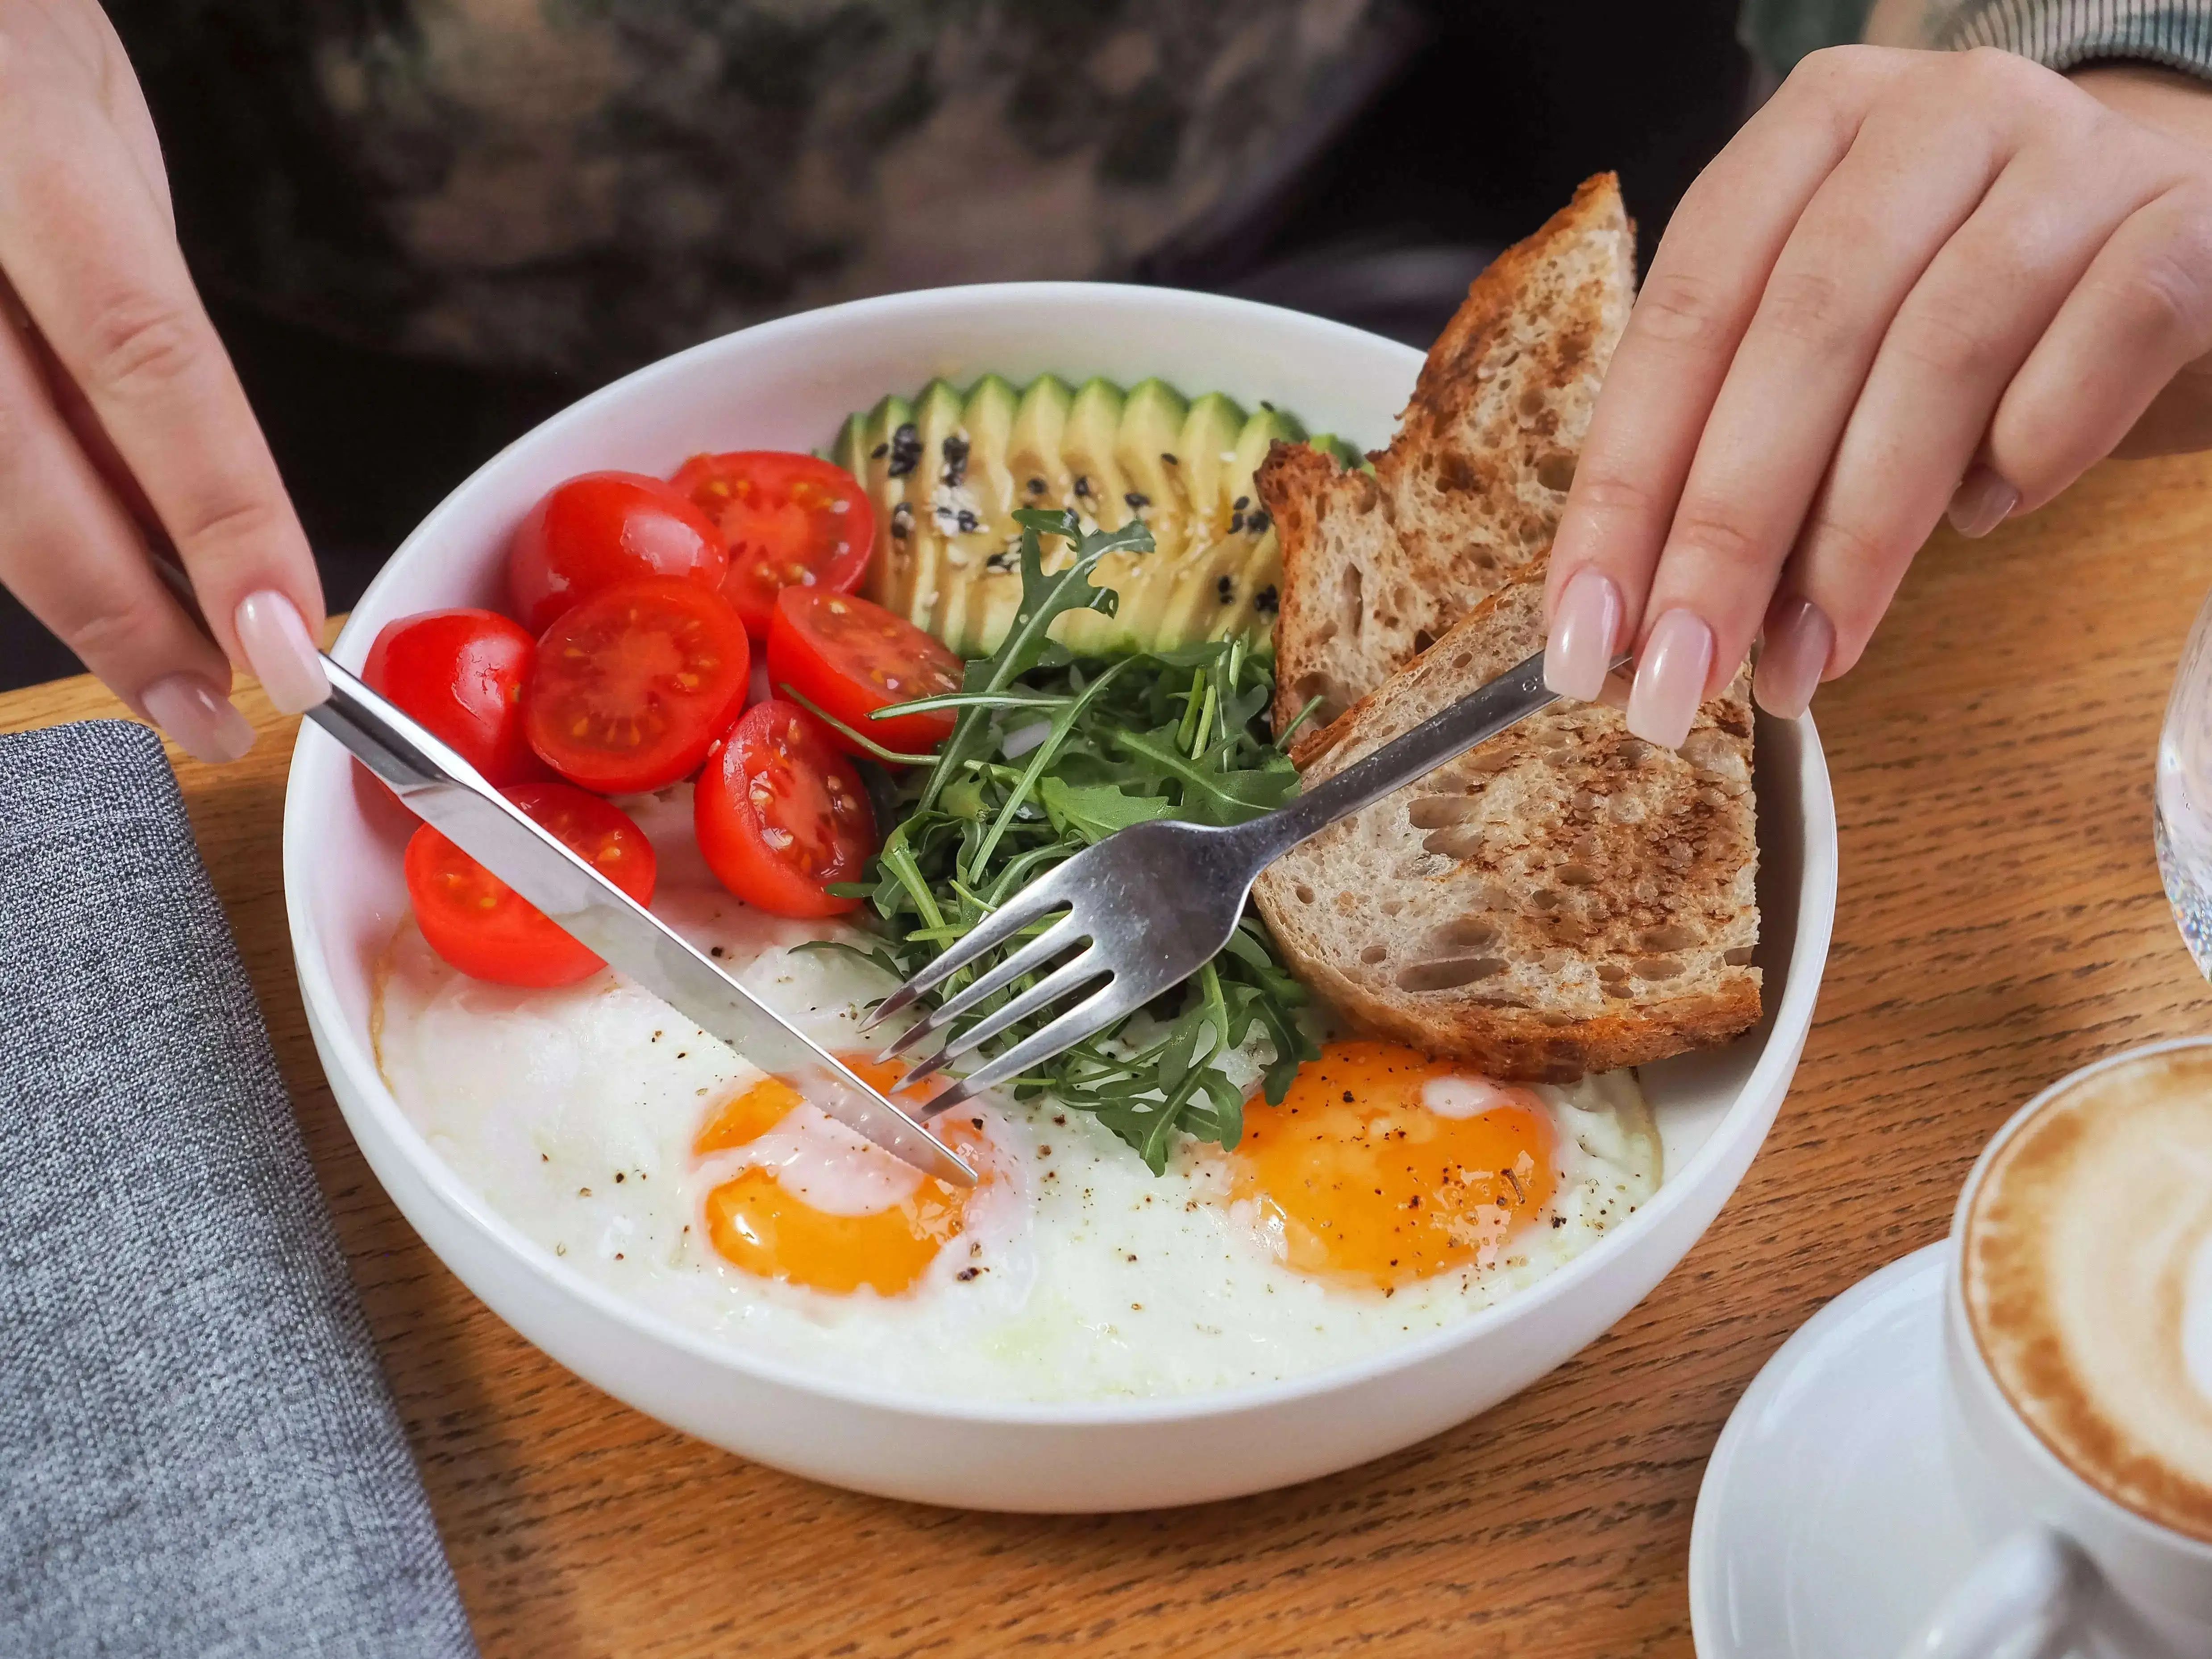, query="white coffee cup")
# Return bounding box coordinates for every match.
[1902,1038,2212,1659]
